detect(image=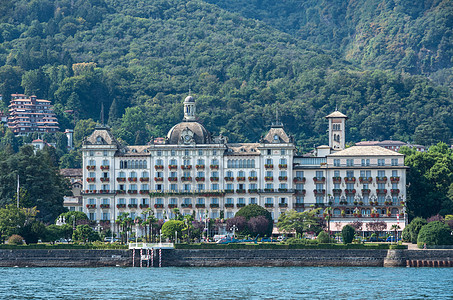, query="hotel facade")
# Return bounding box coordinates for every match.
[81,95,407,234]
